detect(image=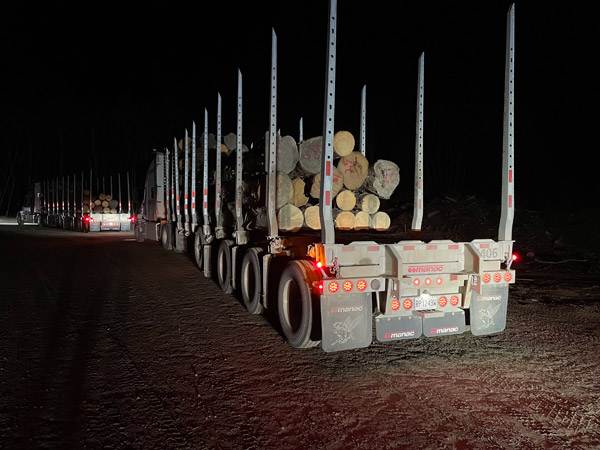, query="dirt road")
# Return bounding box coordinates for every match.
[1,224,599,449]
